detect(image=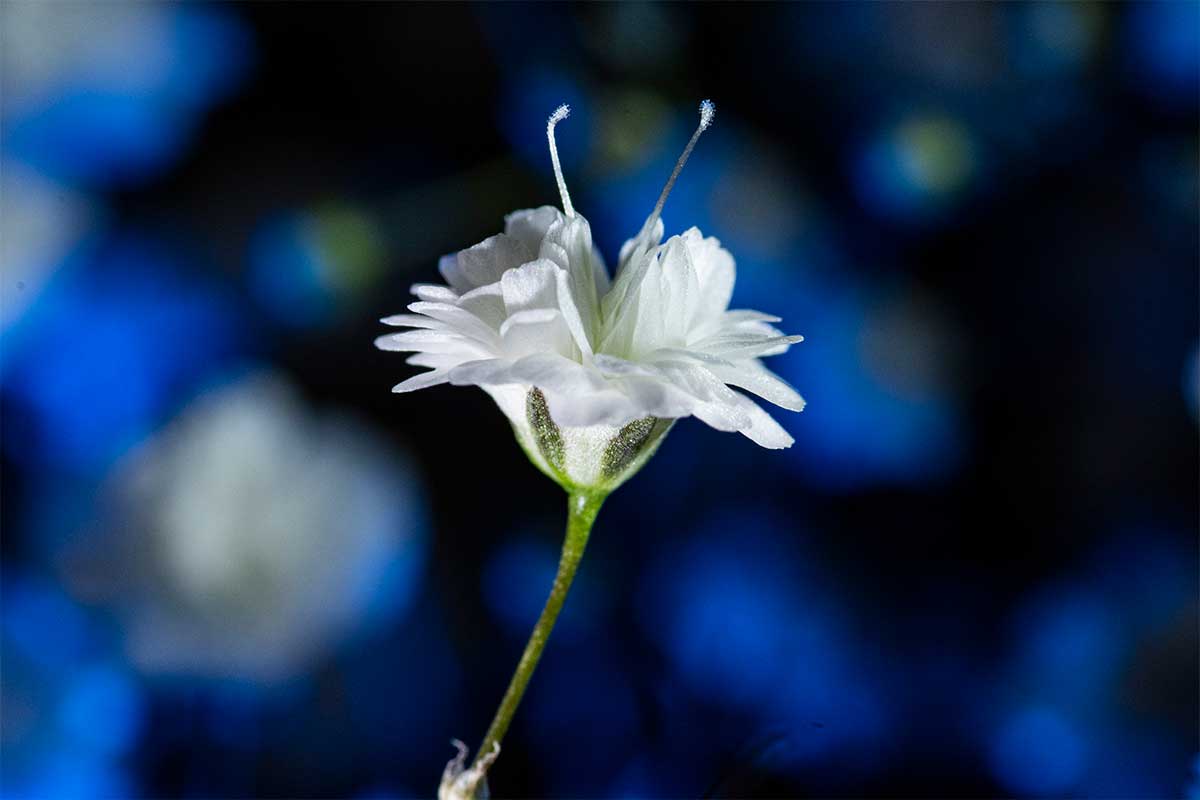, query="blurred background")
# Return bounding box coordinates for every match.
[1,2,1197,798]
